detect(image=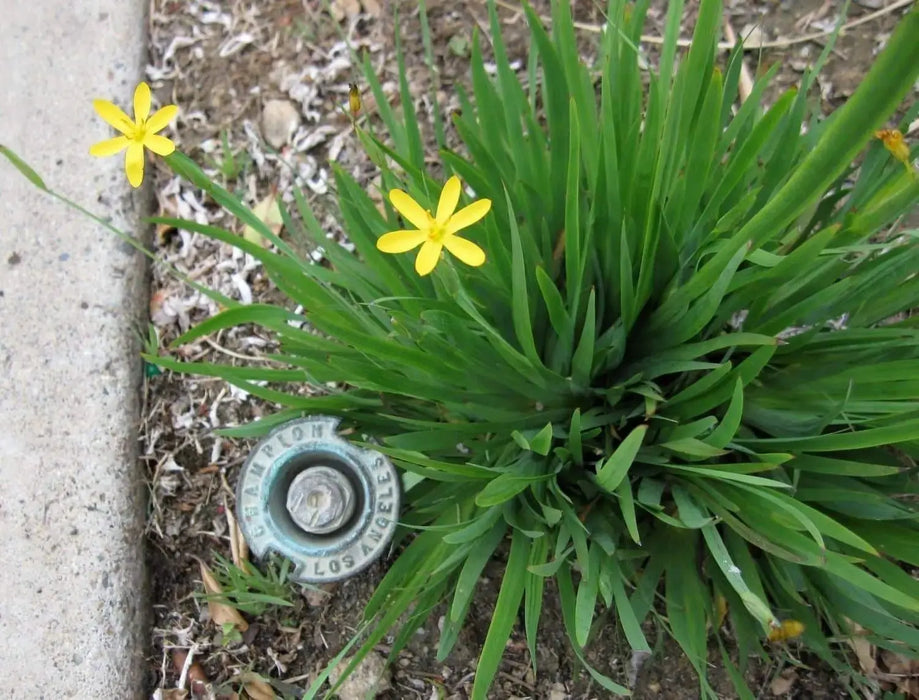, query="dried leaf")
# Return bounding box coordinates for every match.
[851,636,876,676]
[881,647,919,675]
[880,648,919,697]
[199,561,249,631]
[241,193,283,248]
[770,668,797,696]
[847,620,876,676]
[238,672,276,700]
[226,500,249,570]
